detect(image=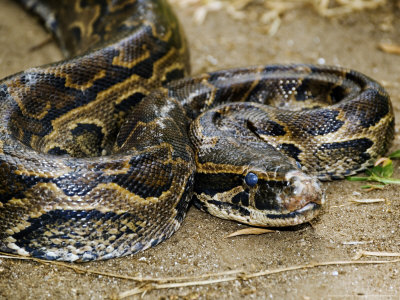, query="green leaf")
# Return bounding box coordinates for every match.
[346,176,369,181]
[346,150,400,190]
[361,184,385,190]
[389,150,400,158]
[376,177,400,185]
[365,168,373,176]
[370,165,383,176]
[381,161,393,178]
[371,159,393,178]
